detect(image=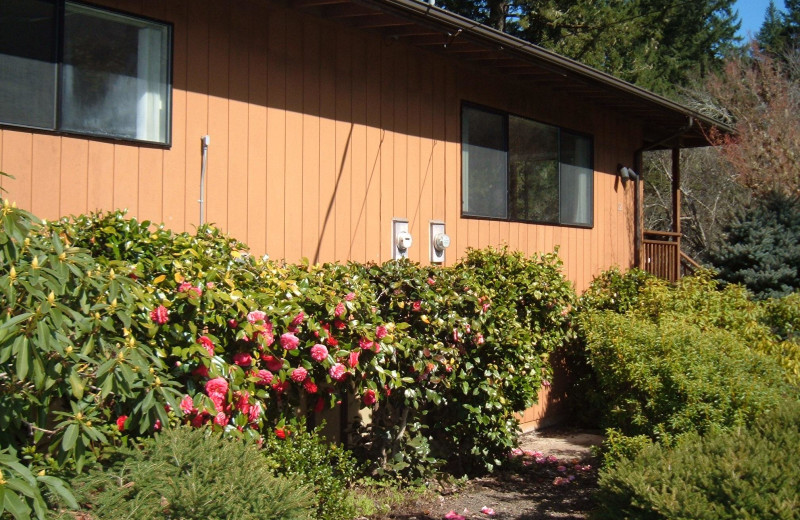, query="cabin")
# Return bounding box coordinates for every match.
[0,0,730,428]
